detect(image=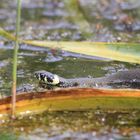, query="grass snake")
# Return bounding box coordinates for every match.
[34,69,140,89]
